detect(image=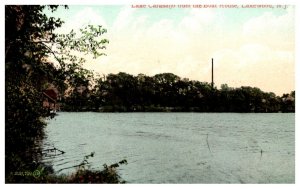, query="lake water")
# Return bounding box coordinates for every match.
[43,112,295,183]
